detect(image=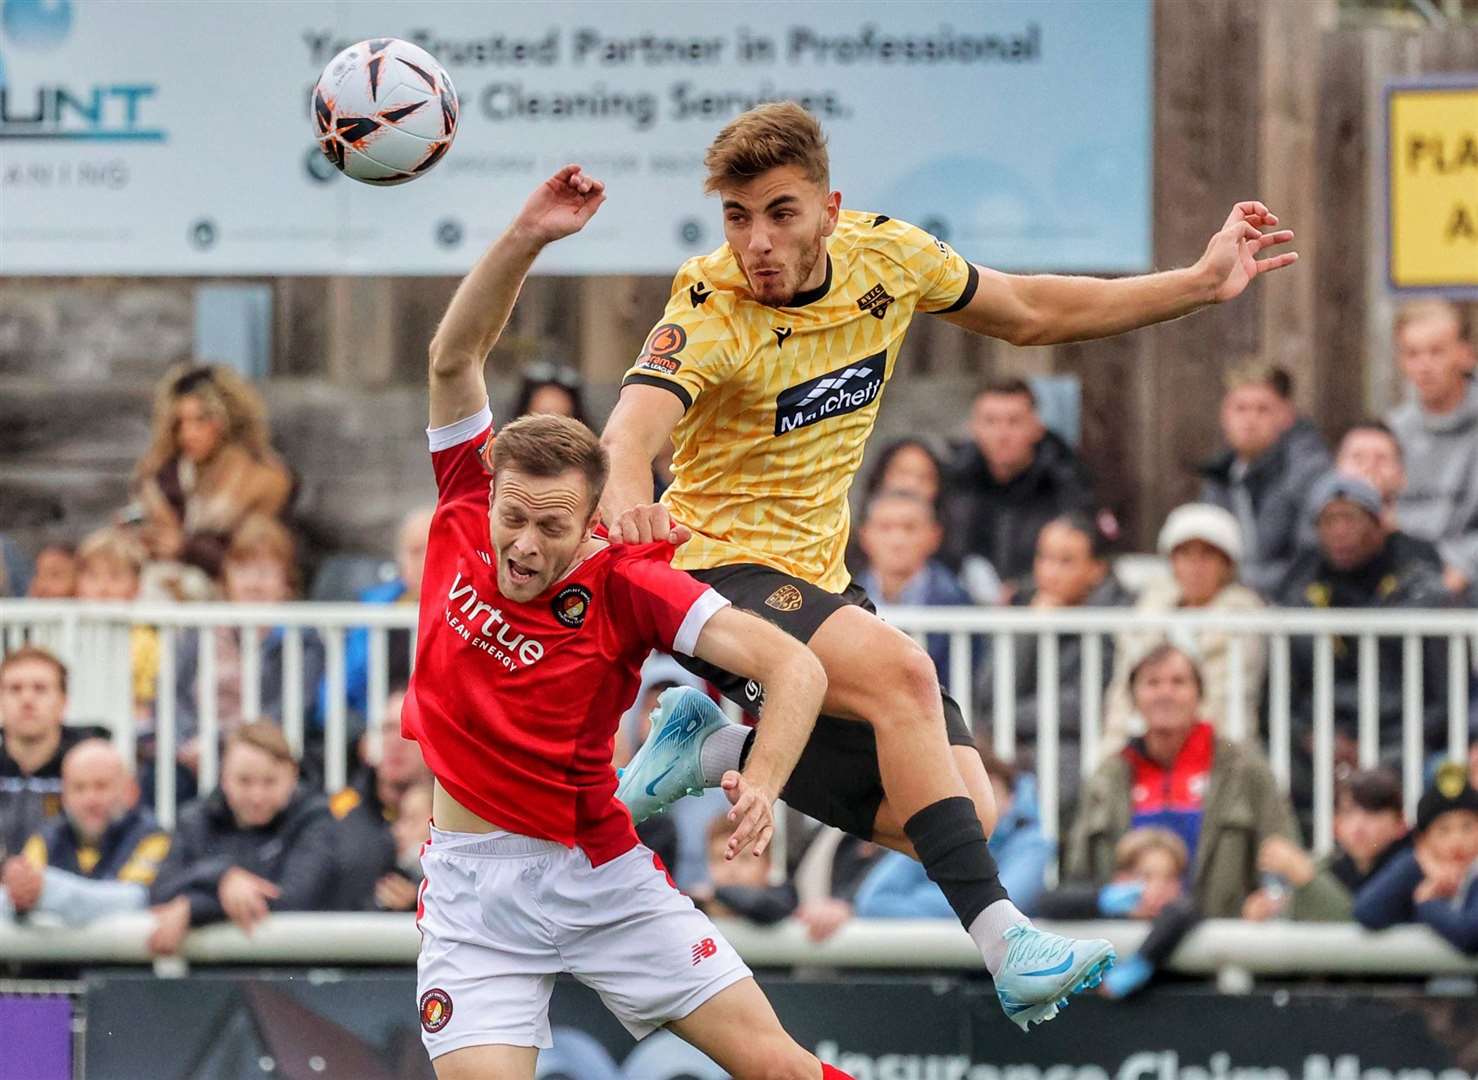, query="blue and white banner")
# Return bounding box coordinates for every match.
[0,0,1151,275]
